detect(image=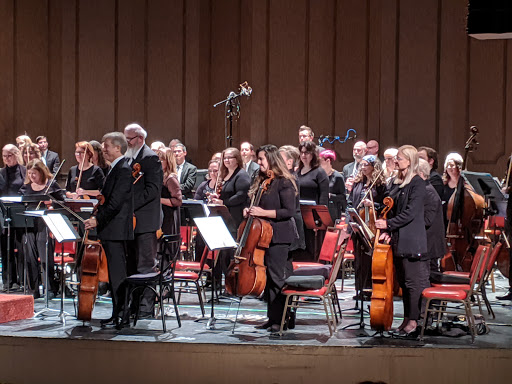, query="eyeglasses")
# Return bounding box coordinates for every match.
[208,169,218,173]
[223,156,236,160]
[300,151,312,156]
[2,154,14,158]
[126,136,139,143]
[75,151,85,155]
